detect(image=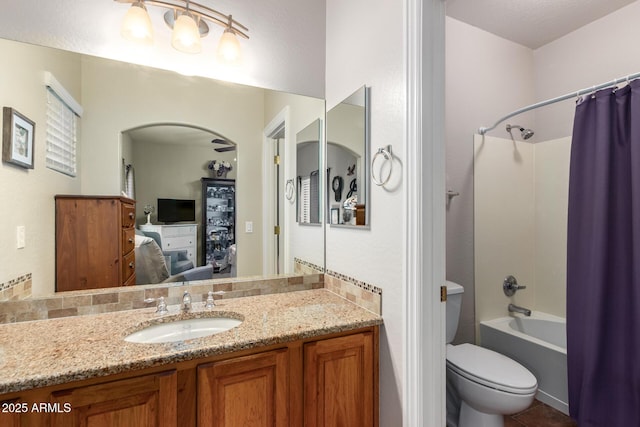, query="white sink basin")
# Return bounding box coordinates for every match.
[125,317,242,344]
